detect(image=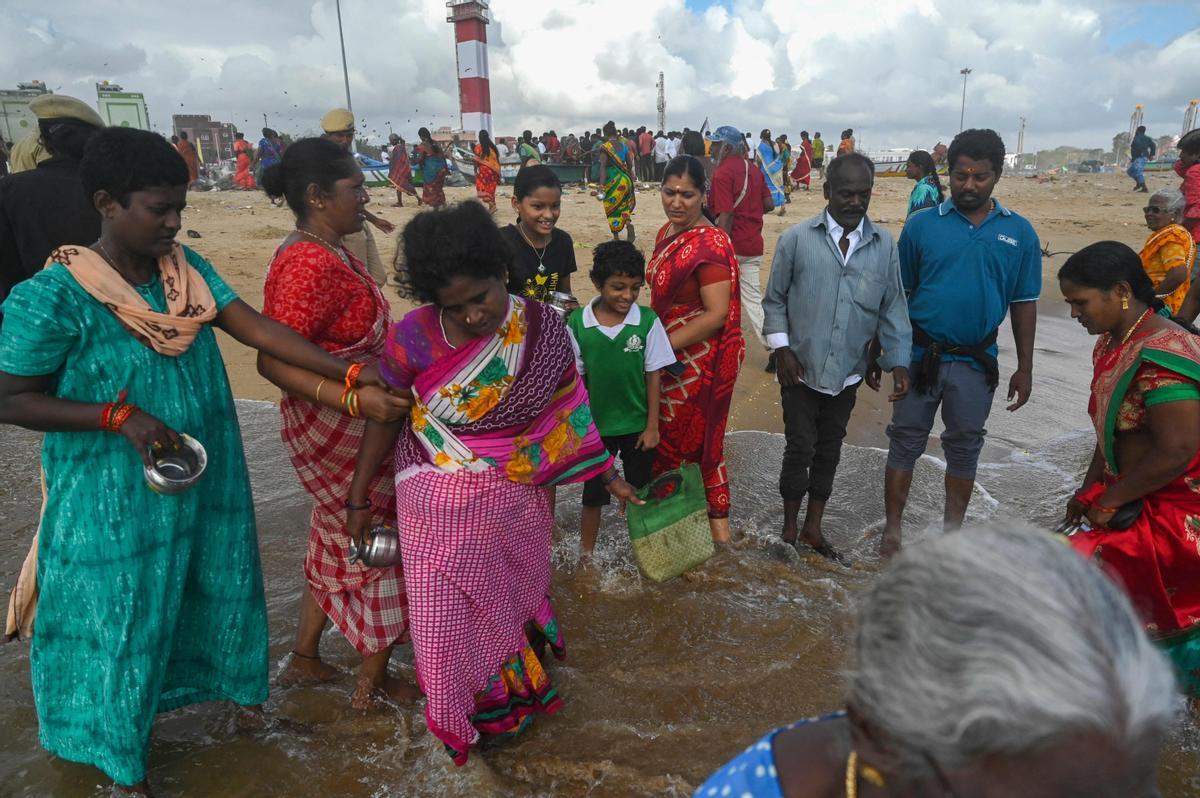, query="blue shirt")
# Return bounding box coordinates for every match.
[899,197,1040,366]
